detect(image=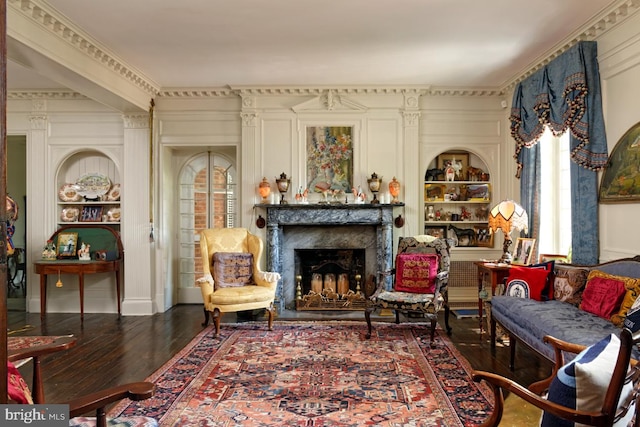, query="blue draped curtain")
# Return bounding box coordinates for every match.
[510,41,607,265]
